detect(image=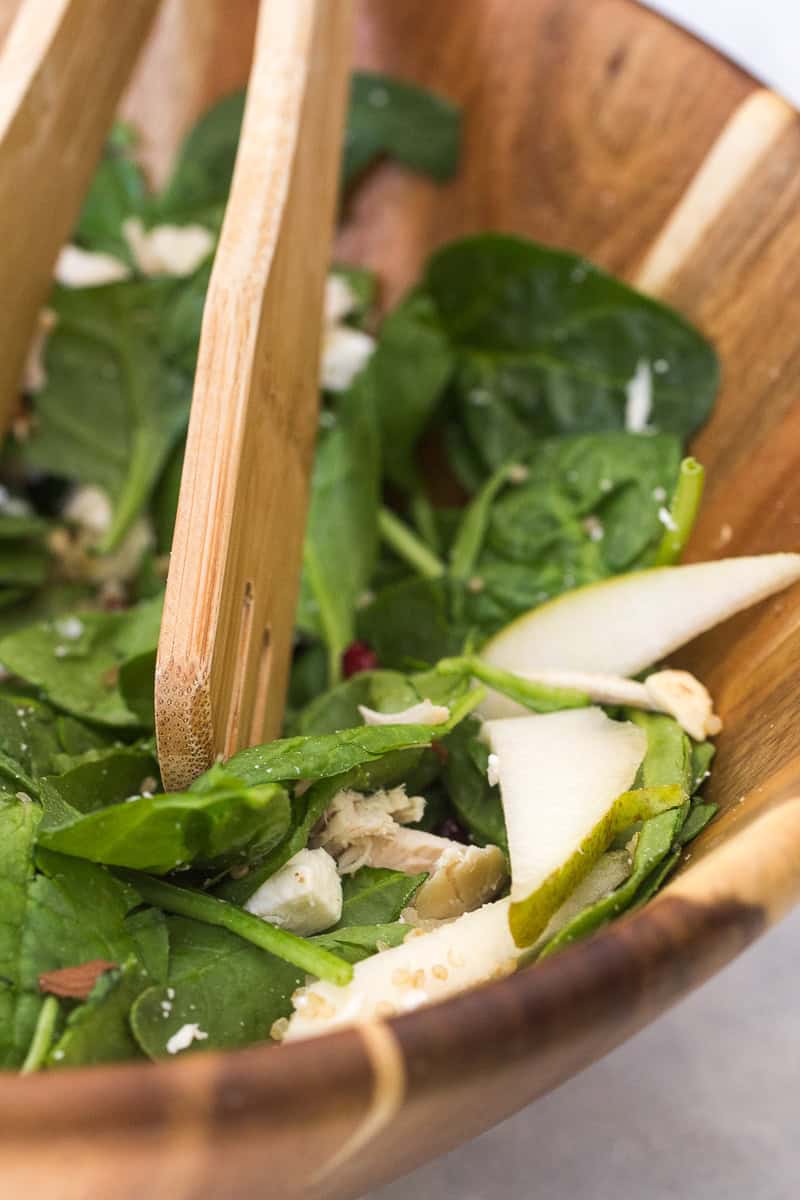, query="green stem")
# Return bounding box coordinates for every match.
[120,872,353,987]
[449,461,514,582]
[410,491,441,554]
[438,656,589,714]
[378,507,445,579]
[20,996,60,1074]
[653,457,705,566]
